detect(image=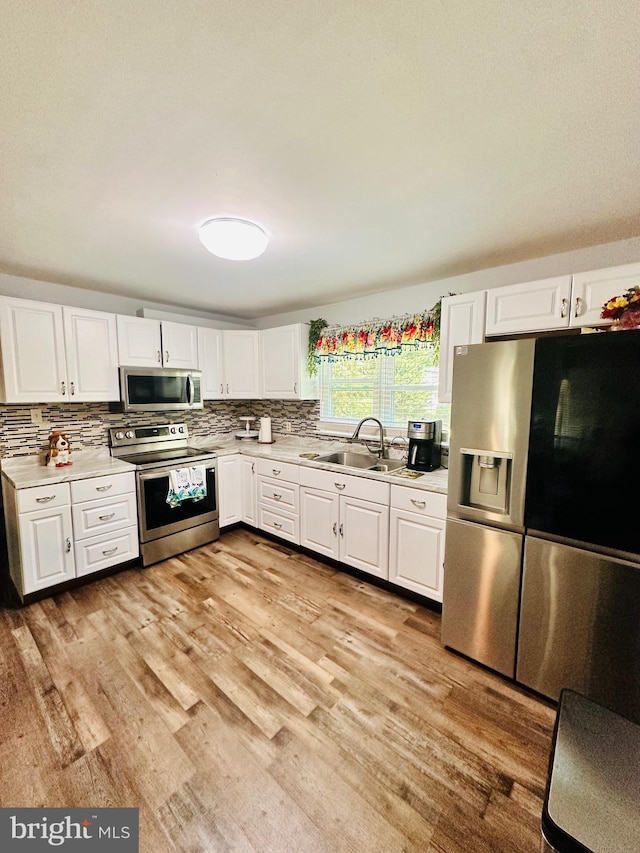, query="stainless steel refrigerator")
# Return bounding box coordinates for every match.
[442,333,640,723]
